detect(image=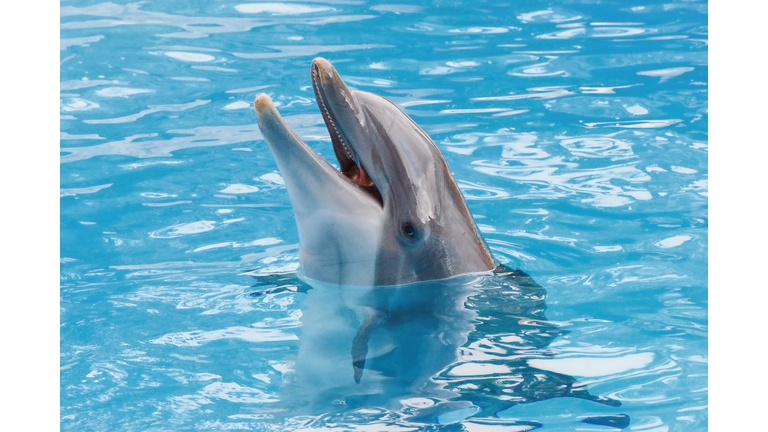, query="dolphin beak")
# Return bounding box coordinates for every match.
[311,58,381,203]
[253,92,382,215]
[254,93,274,115]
